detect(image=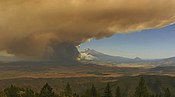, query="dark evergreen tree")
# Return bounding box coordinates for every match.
[115,86,121,97]
[150,94,161,97]
[64,82,72,97]
[156,95,159,97]
[163,88,171,97]
[133,77,149,97]
[150,94,155,97]
[39,83,55,97]
[82,88,90,97]
[59,91,65,97]
[23,88,36,97]
[73,93,79,97]
[155,93,162,97]
[103,83,112,97]
[90,84,97,97]
[0,91,6,97]
[4,85,20,97]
